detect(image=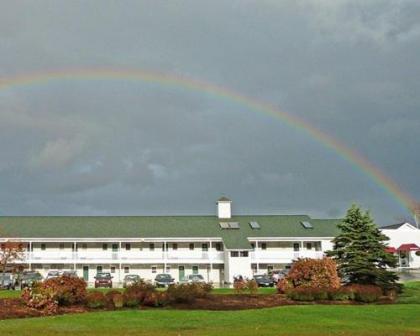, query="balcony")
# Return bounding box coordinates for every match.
[22,250,224,264]
[250,250,324,262]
